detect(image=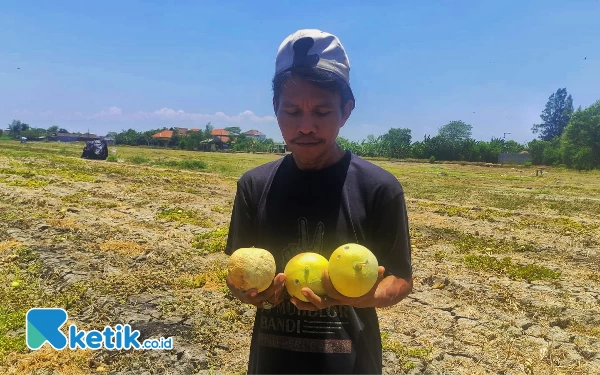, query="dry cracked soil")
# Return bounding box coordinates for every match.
[0,142,599,375]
